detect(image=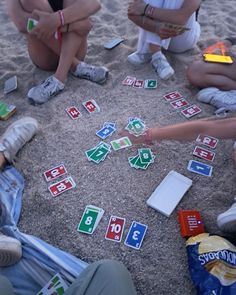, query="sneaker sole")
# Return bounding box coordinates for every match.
[196,87,219,103]
[0,236,22,266]
[127,57,151,66]
[217,212,236,233]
